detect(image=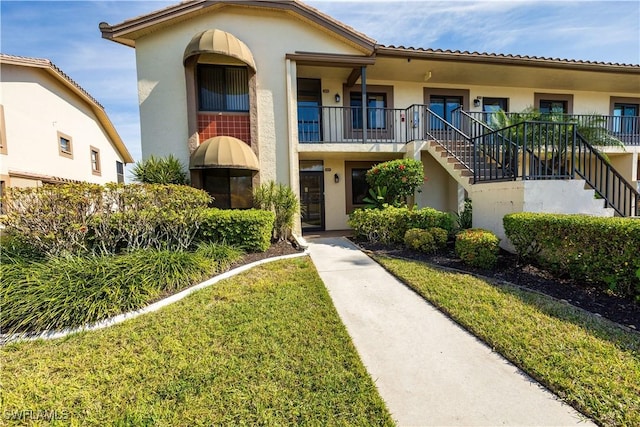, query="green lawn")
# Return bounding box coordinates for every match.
[1,258,393,426]
[375,255,640,427]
